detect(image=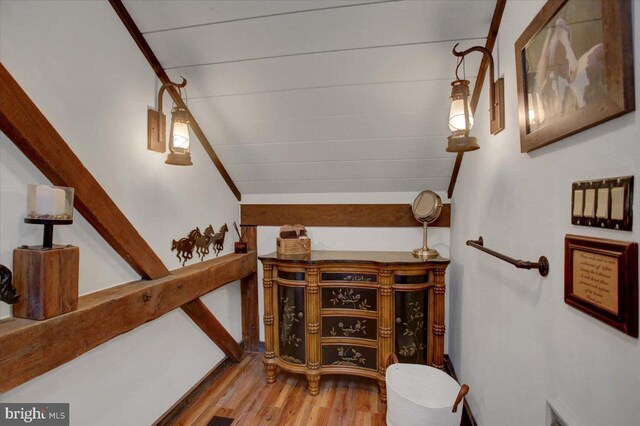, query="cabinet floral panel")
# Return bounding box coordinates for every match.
[321,287,377,311]
[394,290,428,364]
[321,316,377,341]
[278,285,306,365]
[321,272,377,283]
[321,344,378,371]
